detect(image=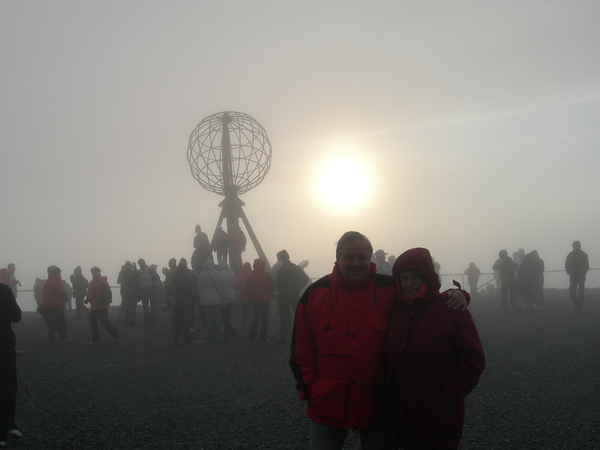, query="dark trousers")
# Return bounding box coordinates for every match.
[172,308,193,344]
[249,301,270,343]
[139,288,156,325]
[45,308,68,340]
[0,350,17,435]
[90,309,119,343]
[74,296,89,319]
[309,420,390,450]
[122,295,138,326]
[221,303,237,340]
[569,275,586,312]
[276,294,294,342]
[500,279,517,310]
